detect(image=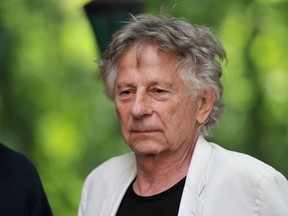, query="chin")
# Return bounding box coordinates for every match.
[134,149,162,156]
[125,135,168,154]
[130,142,166,156]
